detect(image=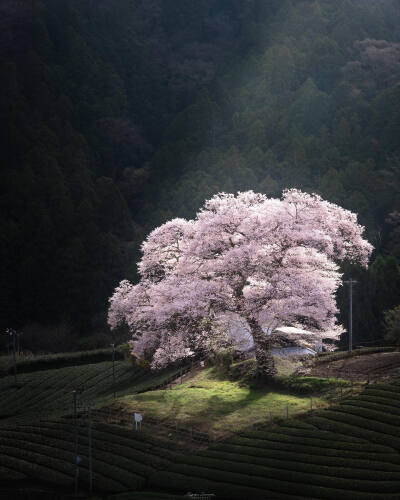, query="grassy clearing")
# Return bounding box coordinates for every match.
[111,367,326,435]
